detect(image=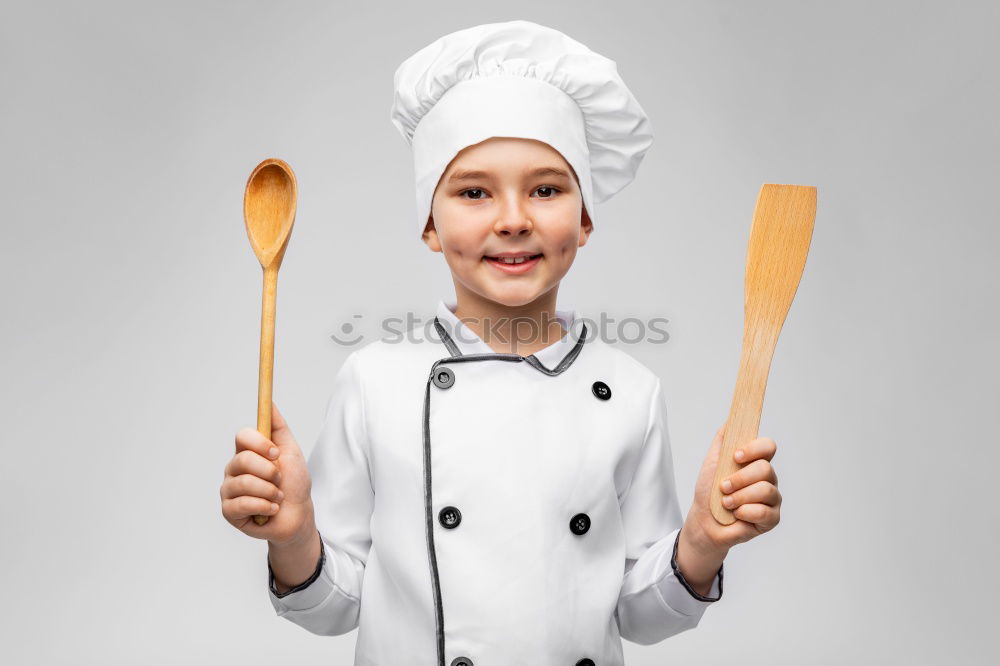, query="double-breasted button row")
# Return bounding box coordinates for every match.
[439,506,589,536]
[452,656,593,665]
[432,366,611,404]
